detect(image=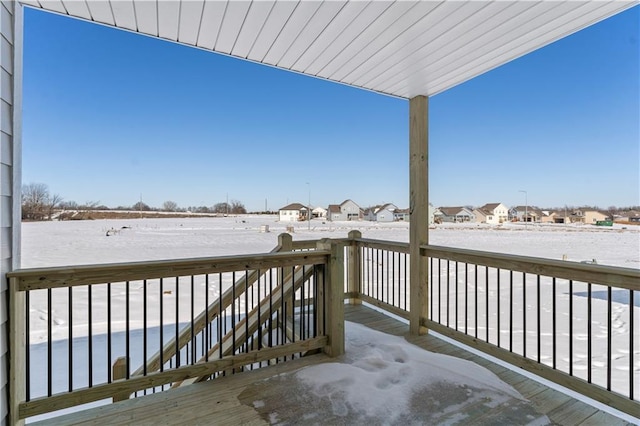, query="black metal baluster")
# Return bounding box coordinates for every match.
[191,276,195,365]
[465,263,468,334]
[88,285,93,387]
[257,269,262,353]
[68,287,73,391]
[523,272,527,358]
[205,274,209,362]
[497,269,500,348]
[509,271,513,352]
[587,282,592,383]
[475,265,478,339]
[569,280,573,376]
[438,258,442,323]
[607,286,612,391]
[269,269,274,348]
[301,266,305,341]
[629,289,634,399]
[446,260,450,327]
[245,270,249,356]
[175,277,180,368]
[25,291,30,401]
[536,275,540,361]
[159,278,164,372]
[552,277,556,369]
[386,250,390,305]
[125,282,130,379]
[455,261,458,331]
[219,273,223,360]
[144,280,148,376]
[485,267,489,343]
[47,289,52,396]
